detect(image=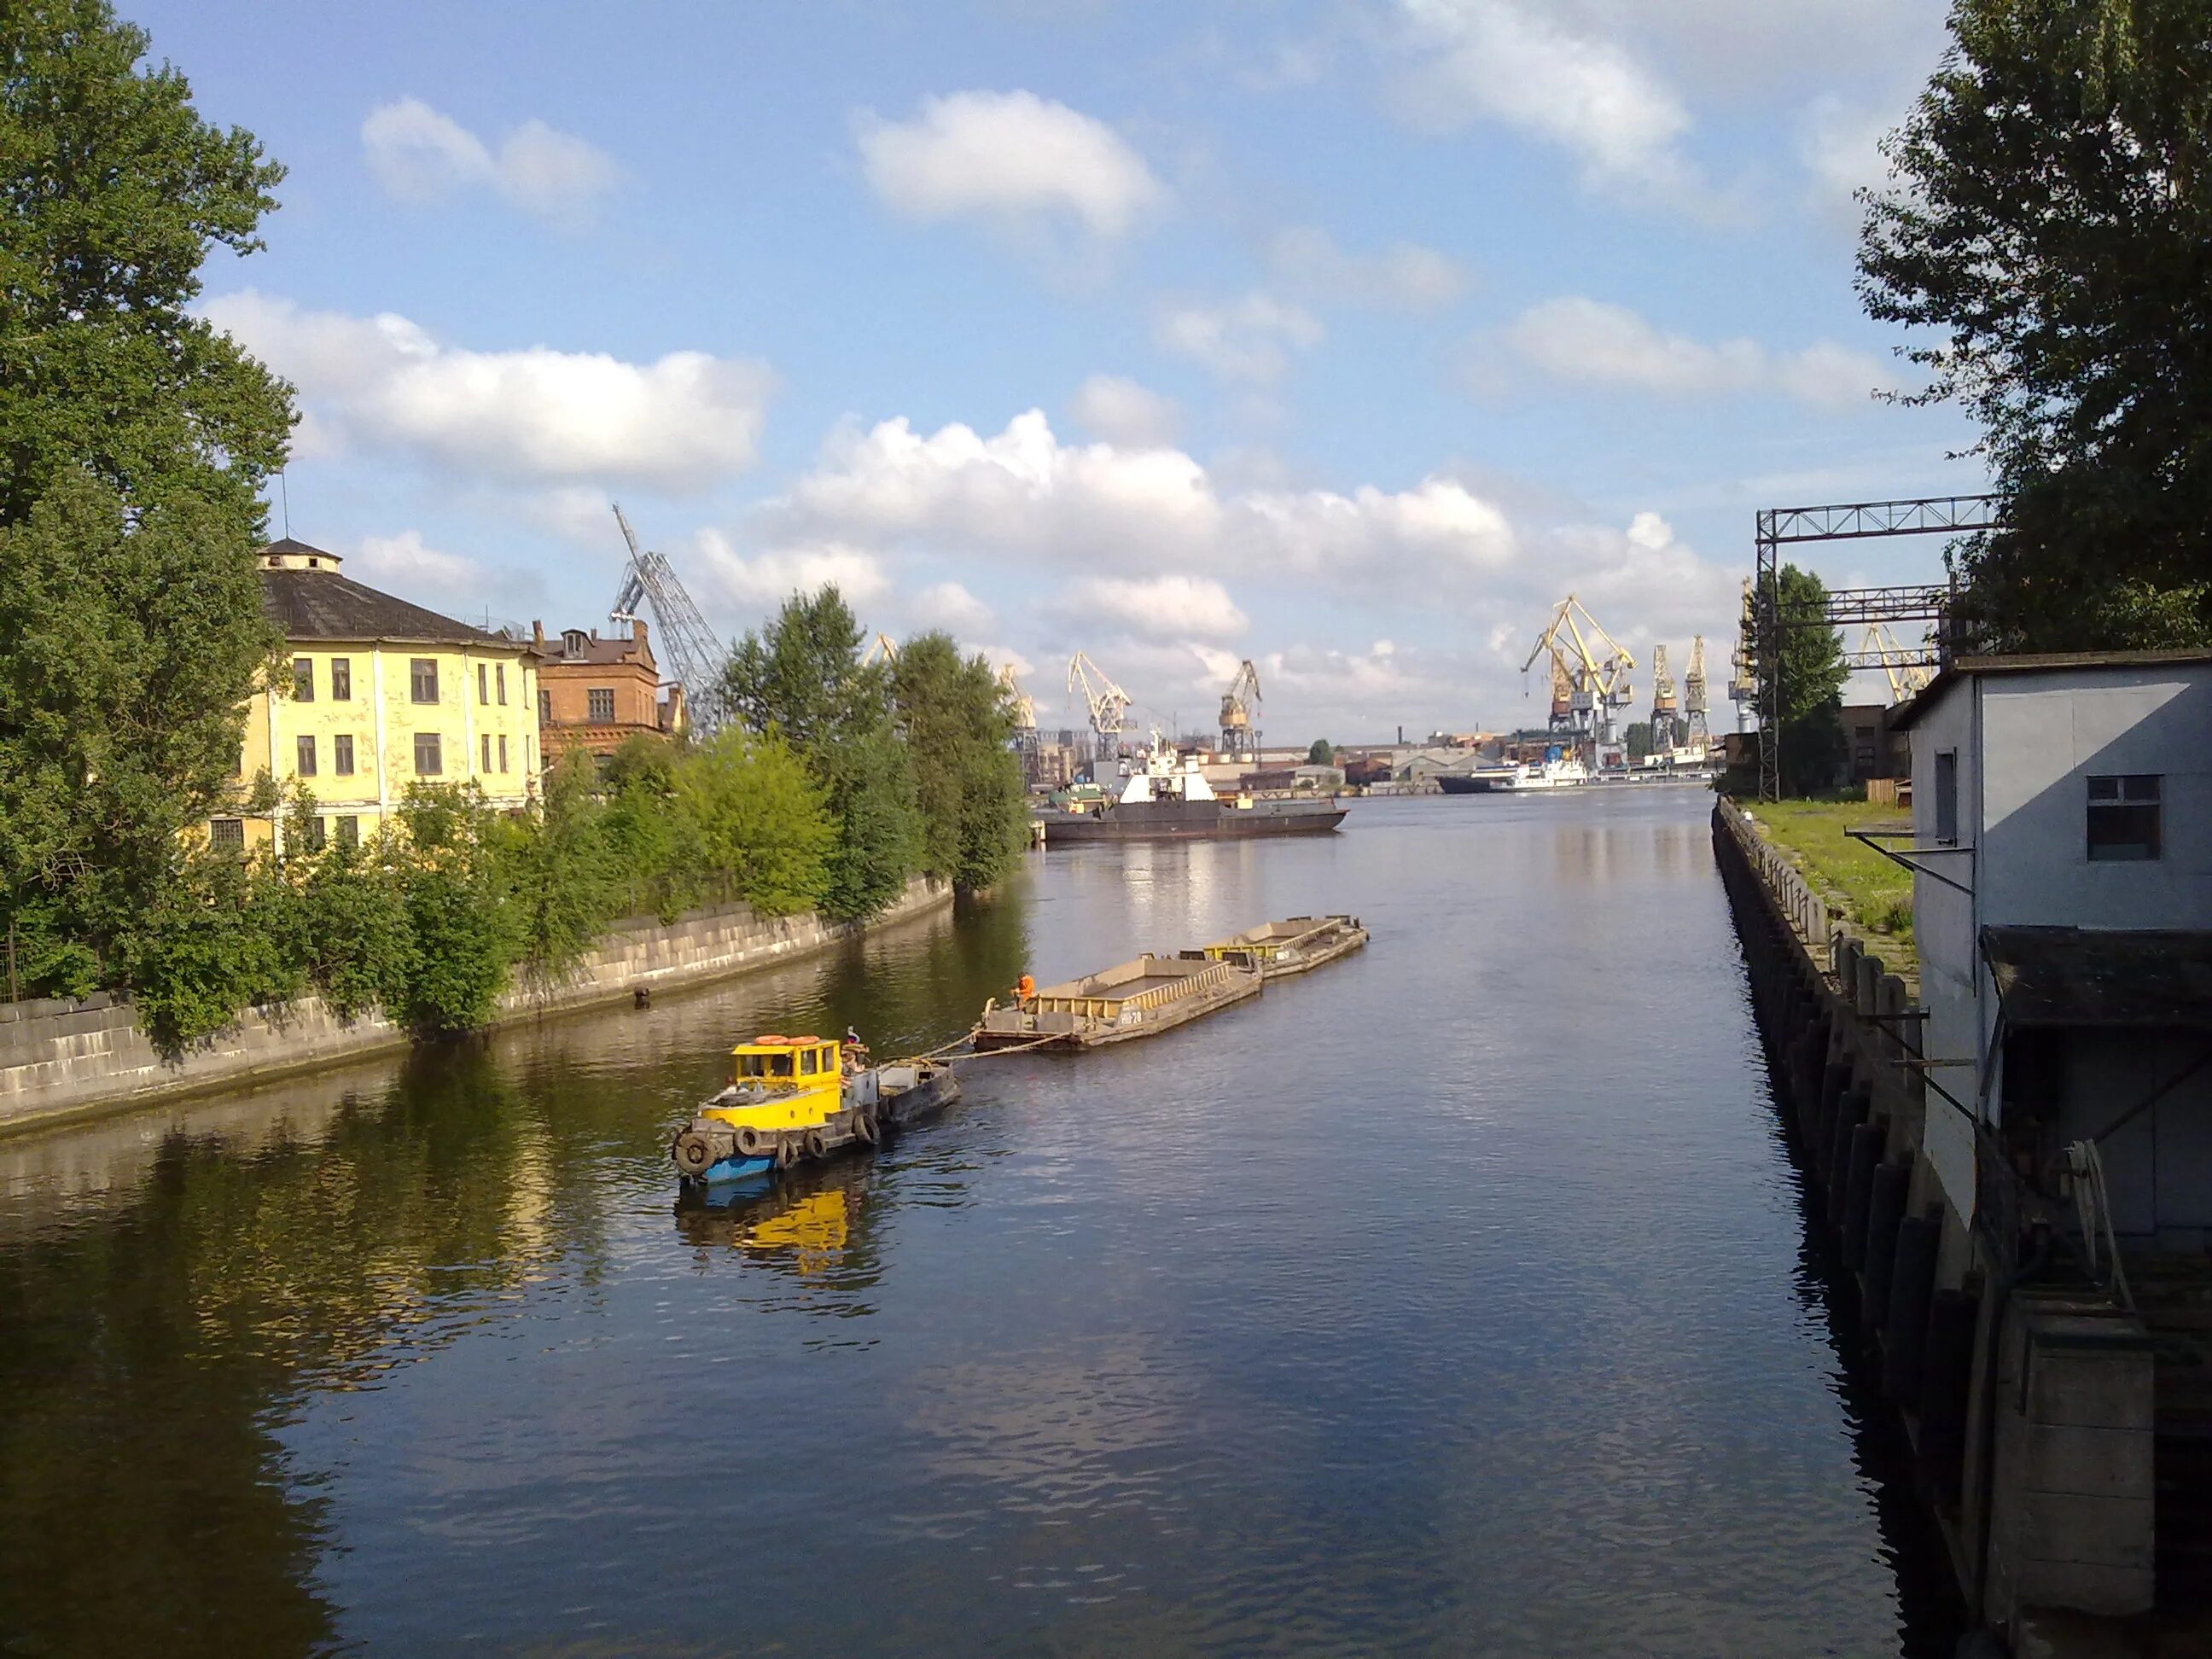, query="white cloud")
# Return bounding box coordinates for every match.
[1391,0,1717,213]
[1800,95,1903,224]
[855,90,1166,239]
[1155,292,1323,384]
[1068,374,1183,447]
[1265,225,1470,311]
[1502,296,1886,409]
[202,290,774,490]
[911,580,996,635]
[1065,574,1249,640]
[362,97,619,225]
[691,533,889,612]
[352,530,480,597]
